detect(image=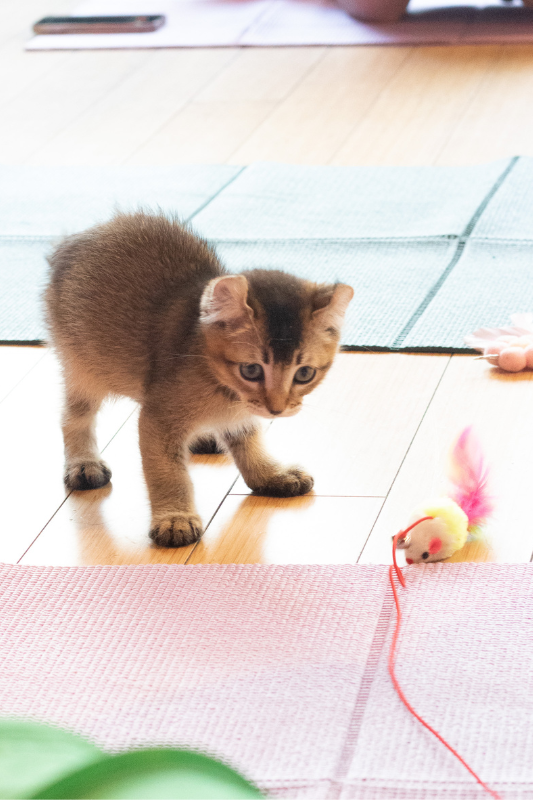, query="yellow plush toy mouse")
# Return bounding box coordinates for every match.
[395,427,492,564]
